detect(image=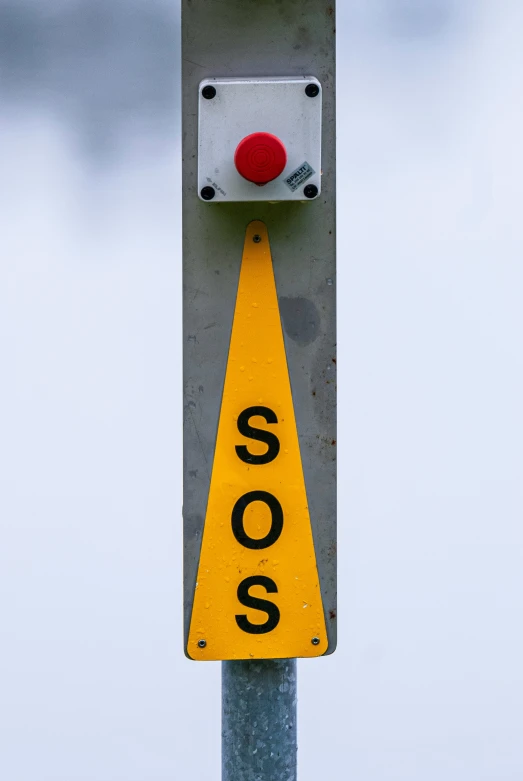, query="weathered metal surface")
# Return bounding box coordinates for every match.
[222,659,297,781]
[183,0,337,656]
